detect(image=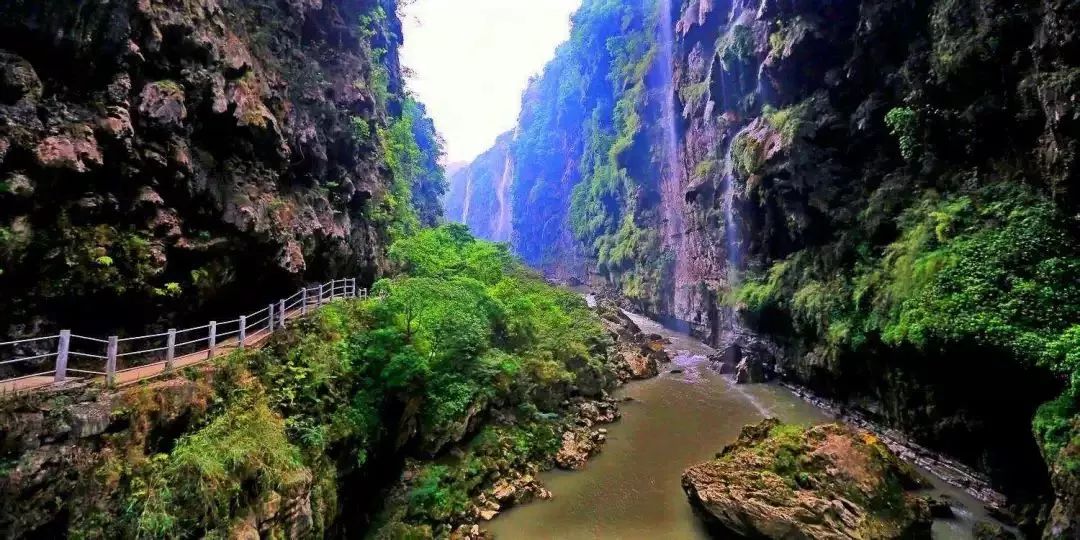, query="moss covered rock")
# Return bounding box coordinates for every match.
[682,419,932,539]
